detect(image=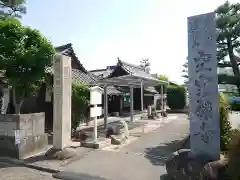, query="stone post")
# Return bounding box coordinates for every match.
[90,86,103,143]
[188,12,220,160]
[53,54,72,150]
